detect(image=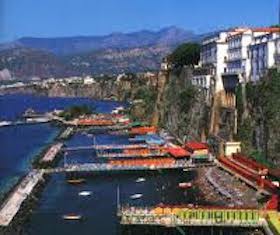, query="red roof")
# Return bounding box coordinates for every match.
[167,147,191,158]
[185,142,208,151]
